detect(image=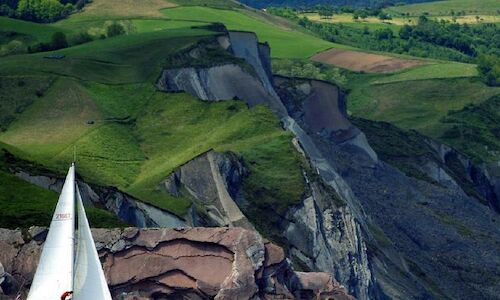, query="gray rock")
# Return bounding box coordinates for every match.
[160,150,253,229]
[13,171,185,228]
